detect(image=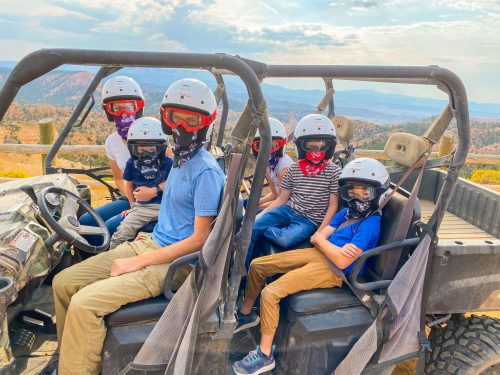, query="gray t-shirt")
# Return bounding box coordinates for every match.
[281,162,341,224]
